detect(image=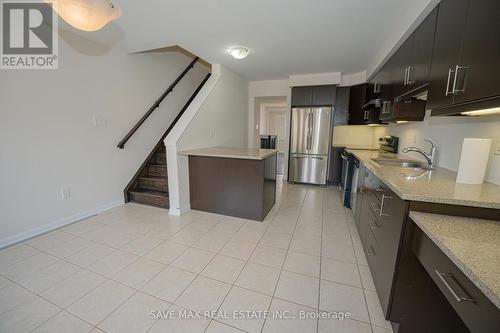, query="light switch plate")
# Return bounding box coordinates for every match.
[495,140,500,155]
[61,187,71,199]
